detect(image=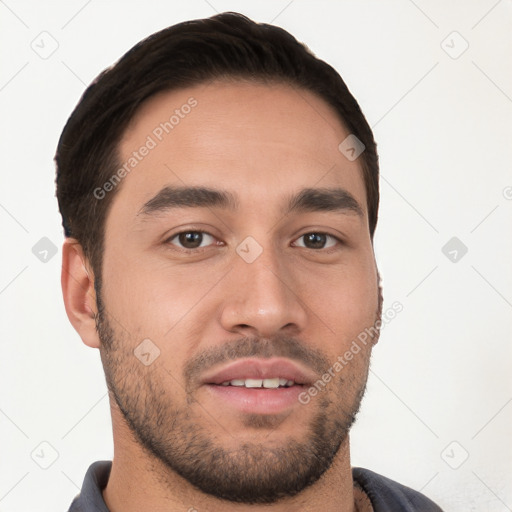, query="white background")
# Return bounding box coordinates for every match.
[1,1,511,511]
